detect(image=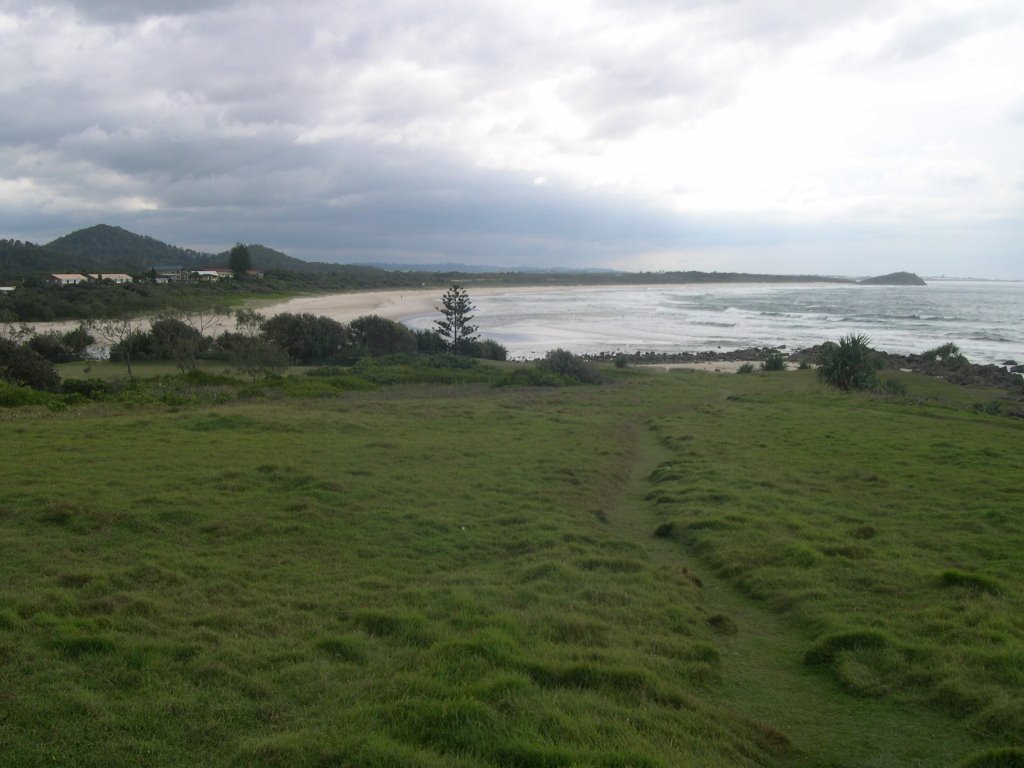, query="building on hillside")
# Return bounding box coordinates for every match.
[48,273,89,287]
[86,273,133,284]
[246,269,265,279]
[152,266,185,283]
[192,270,231,282]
